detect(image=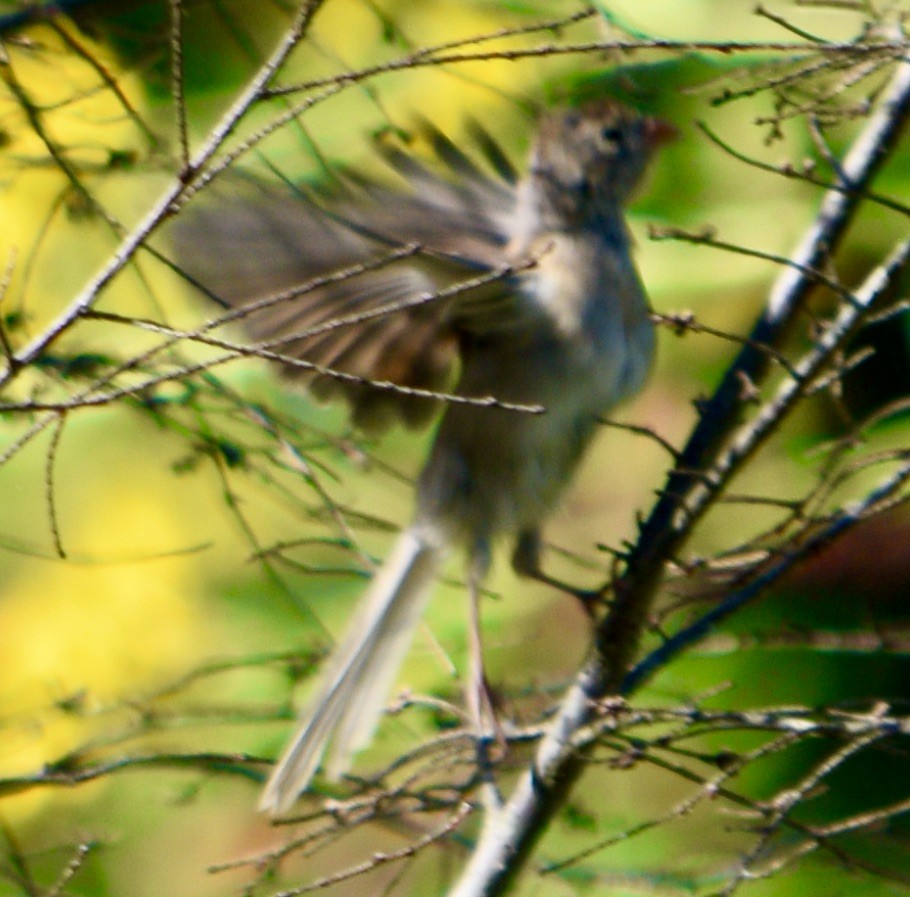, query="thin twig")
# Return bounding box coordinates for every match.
[44,412,67,559]
[272,803,472,897]
[169,0,190,171]
[265,38,907,98]
[697,121,910,217]
[625,444,910,692]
